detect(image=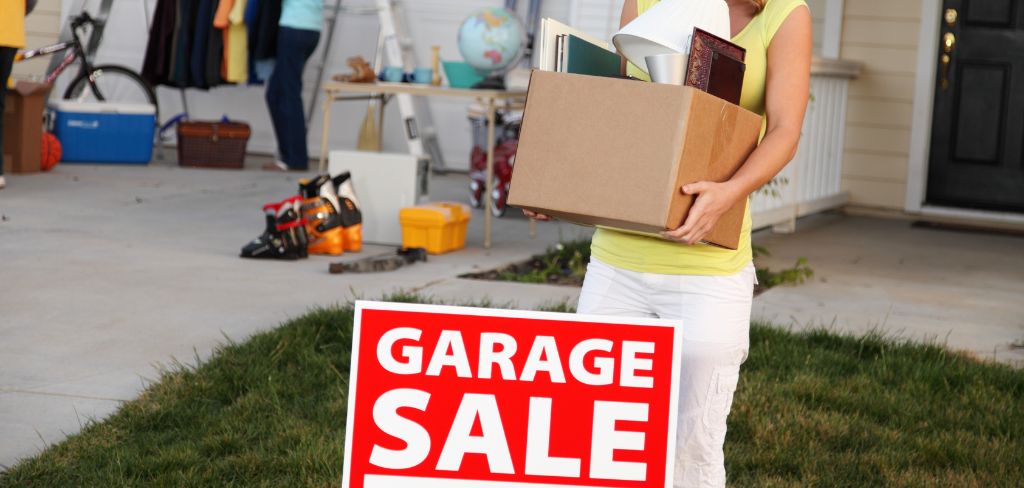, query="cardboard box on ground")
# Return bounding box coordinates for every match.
[507,70,762,250]
[2,82,49,174]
